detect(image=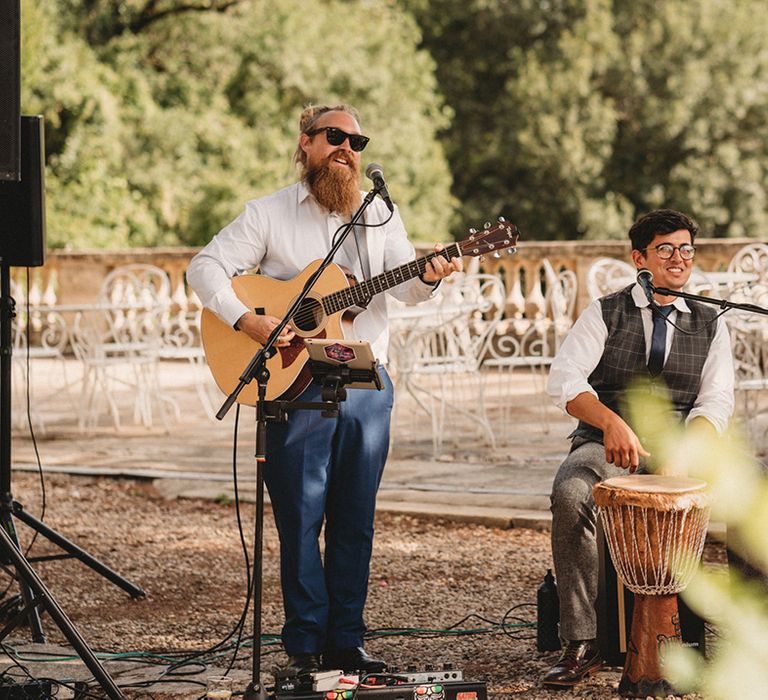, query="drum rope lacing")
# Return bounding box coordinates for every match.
[598,504,710,596]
